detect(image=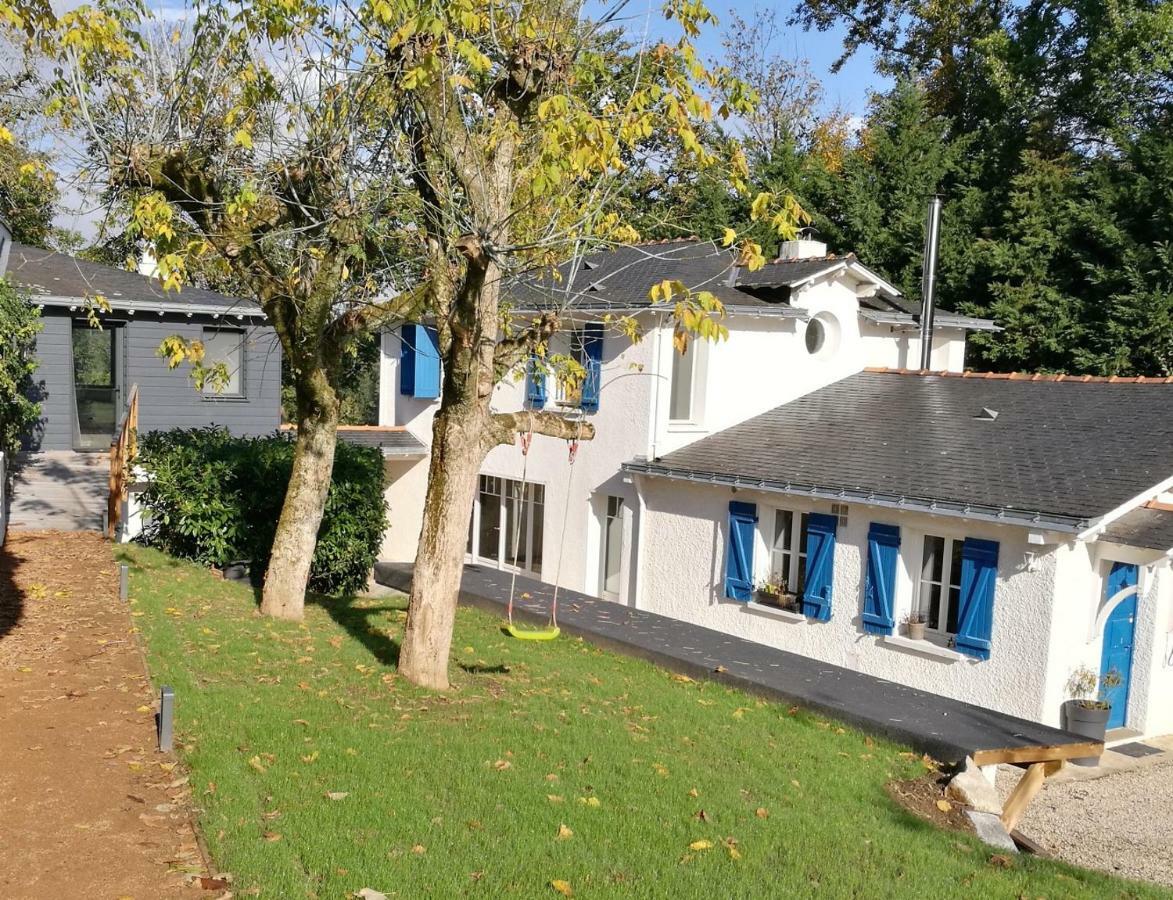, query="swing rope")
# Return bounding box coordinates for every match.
[503,411,584,639]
